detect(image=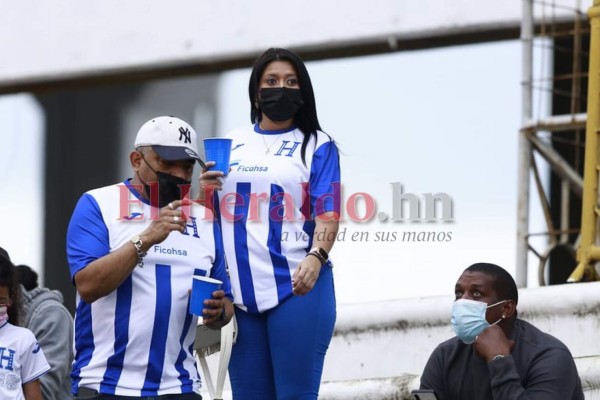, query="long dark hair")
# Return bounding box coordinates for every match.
[249,48,322,165]
[0,258,21,325]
